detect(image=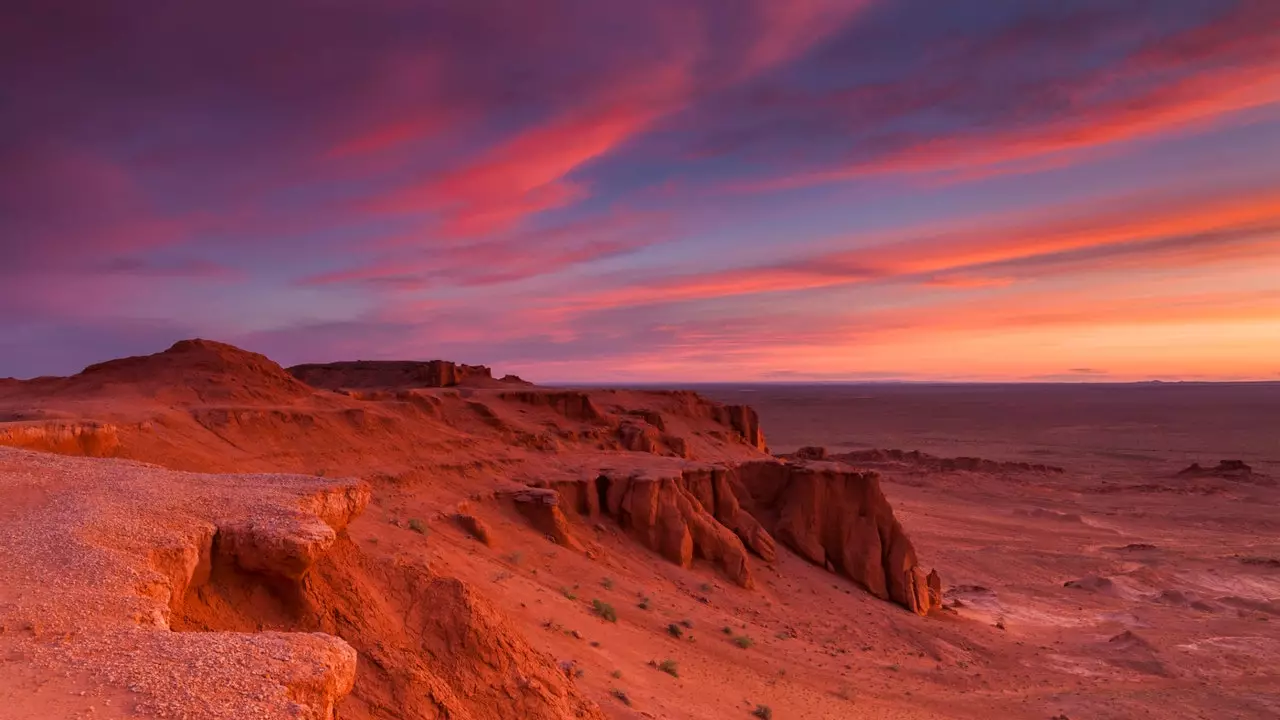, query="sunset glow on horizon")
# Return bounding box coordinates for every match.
[3,0,1280,382]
